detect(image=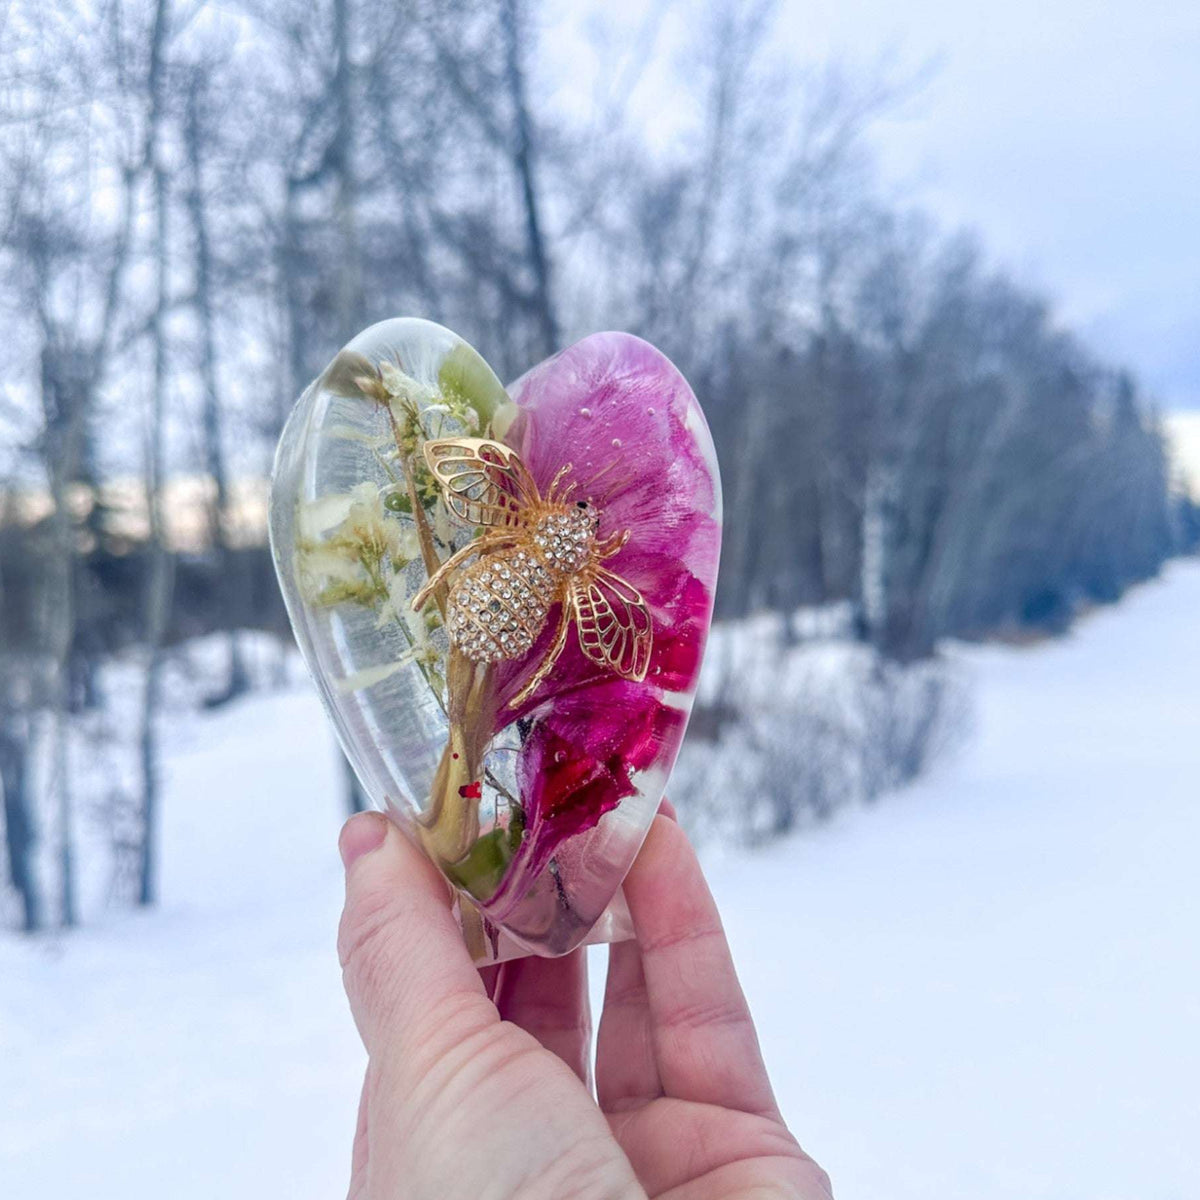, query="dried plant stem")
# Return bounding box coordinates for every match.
[458,895,488,961]
[386,407,446,616]
[418,718,478,864]
[382,409,510,918]
[388,600,448,718]
[405,464,441,594]
[417,650,505,897]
